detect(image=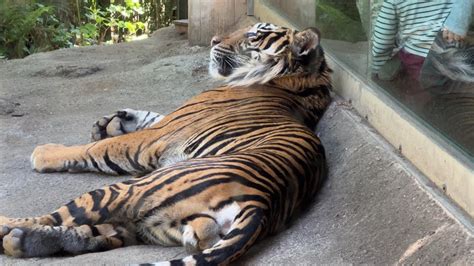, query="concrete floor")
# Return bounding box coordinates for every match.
[0,27,473,265]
